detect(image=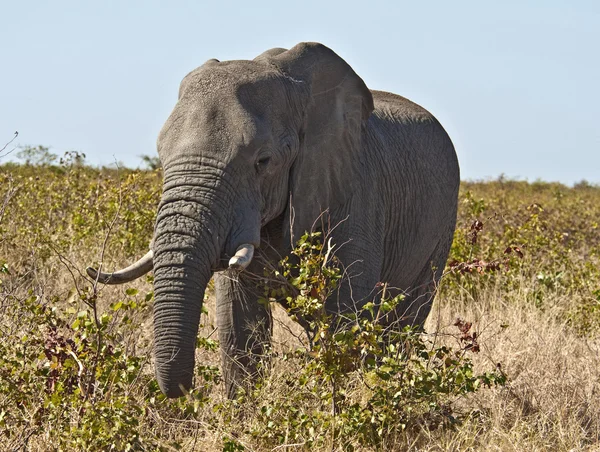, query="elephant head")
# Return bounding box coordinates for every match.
[87,43,374,397]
